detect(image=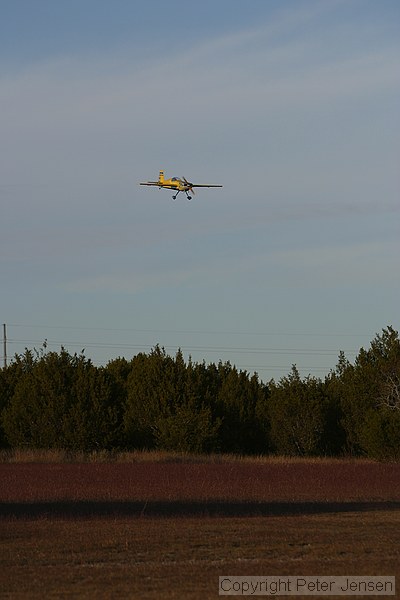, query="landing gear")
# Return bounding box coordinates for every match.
[172,190,193,201]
